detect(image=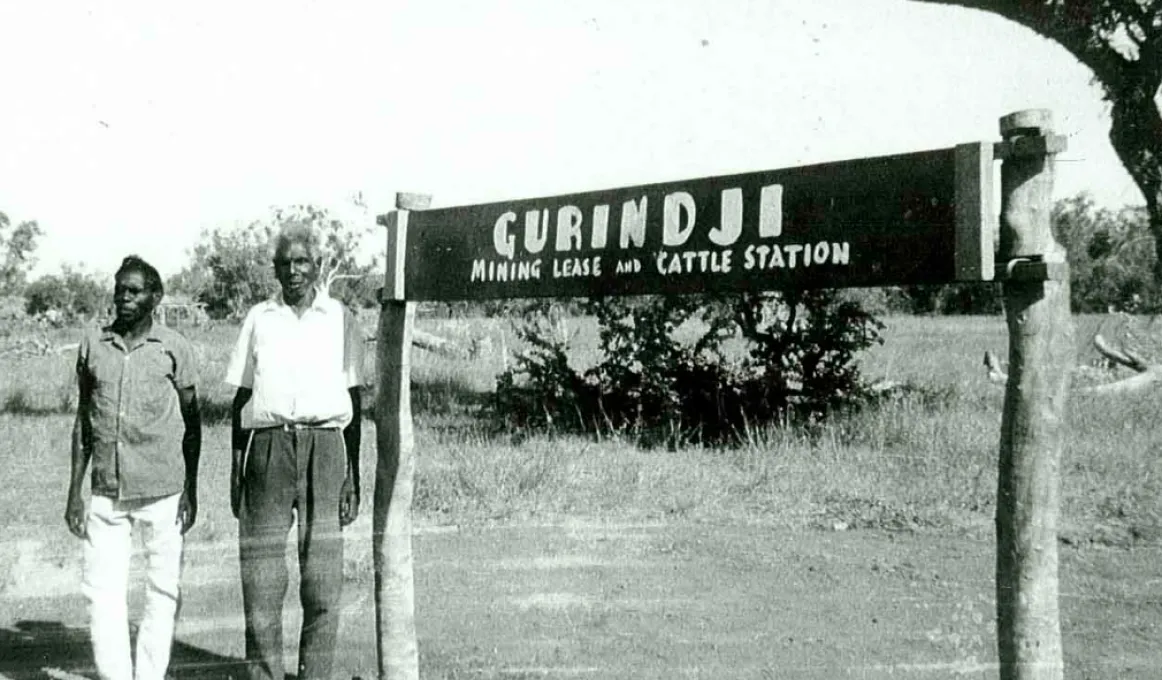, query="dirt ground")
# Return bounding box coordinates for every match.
[3,521,1160,679]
